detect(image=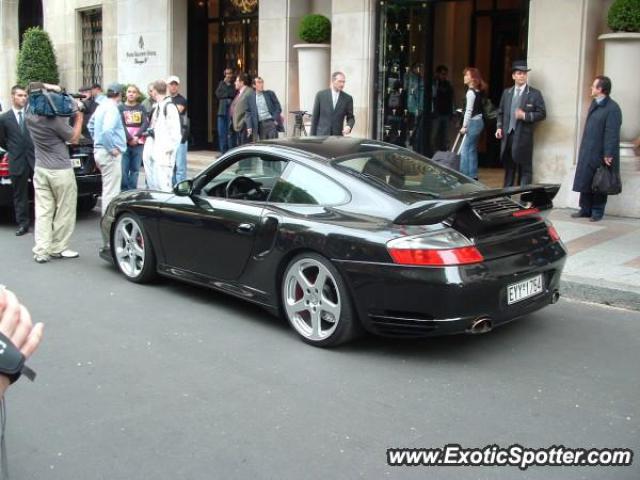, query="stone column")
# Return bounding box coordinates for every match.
[117,0,185,92]
[330,0,375,138]
[0,0,19,106]
[529,0,638,217]
[258,0,311,134]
